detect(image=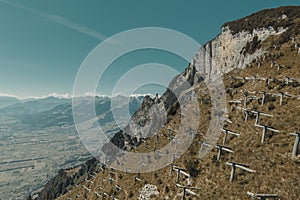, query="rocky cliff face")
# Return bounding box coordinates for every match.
[36,6,300,199]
